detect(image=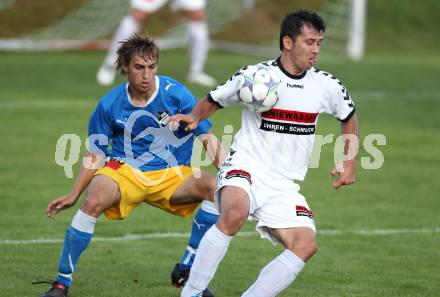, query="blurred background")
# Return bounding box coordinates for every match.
[0,0,439,296]
[0,0,439,56]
